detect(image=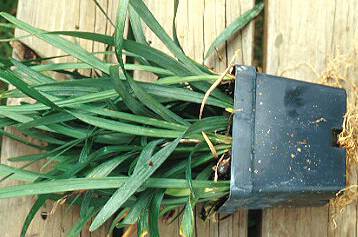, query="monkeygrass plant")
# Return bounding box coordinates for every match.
[0,1,263,236]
